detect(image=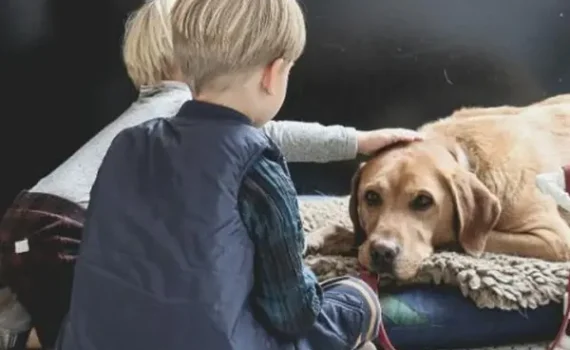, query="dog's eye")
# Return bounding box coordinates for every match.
[364,191,382,206]
[410,194,434,211]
